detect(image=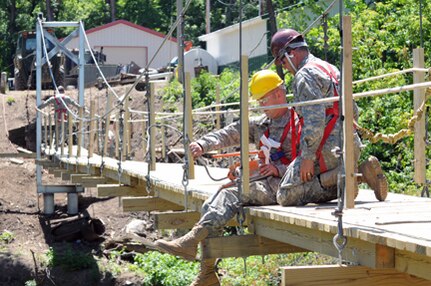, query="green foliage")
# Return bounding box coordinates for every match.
[131,251,199,286]
[6,96,15,105]
[45,246,96,271]
[24,280,37,286]
[219,253,337,285]
[0,230,14,244]
[161,69,241,112]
